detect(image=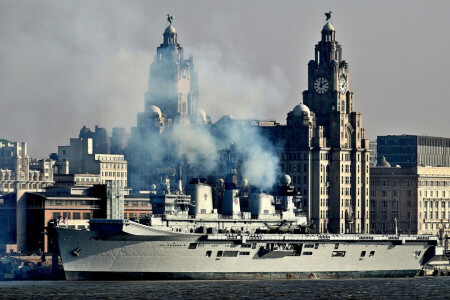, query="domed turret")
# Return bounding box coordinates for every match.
[293,104,311,117]
[149,105,162,118]
[162,15,178,46]
[322,22,335,32]
[280,174,292,186]
[241,179,248,187]
[164,25,176,34]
